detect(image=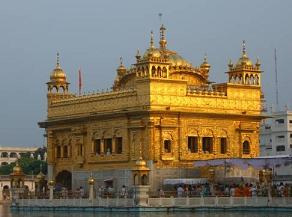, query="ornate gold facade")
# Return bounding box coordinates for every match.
[39,25,264,190]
